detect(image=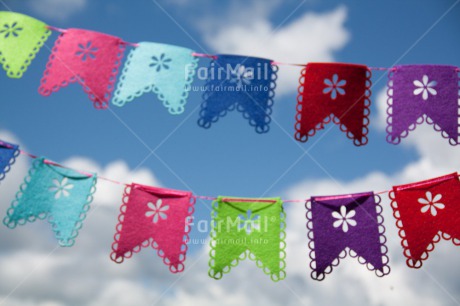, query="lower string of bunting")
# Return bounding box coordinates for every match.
[1,140,460,282]
[1,12,460,145]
